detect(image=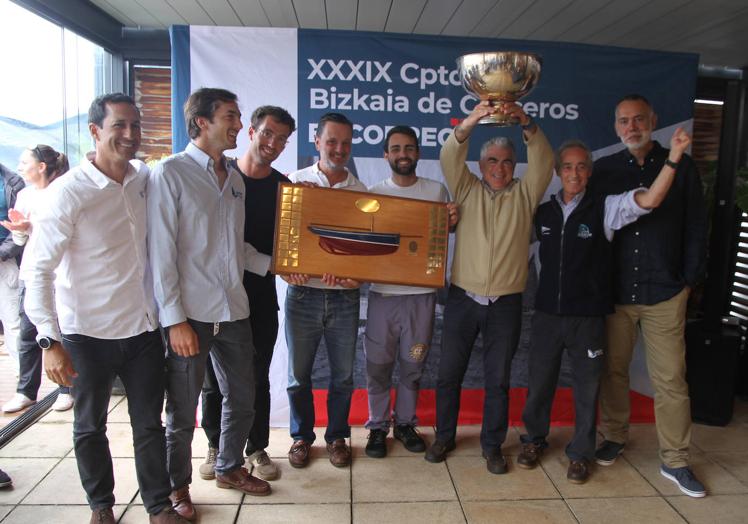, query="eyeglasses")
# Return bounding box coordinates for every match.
[258,128,289,146]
